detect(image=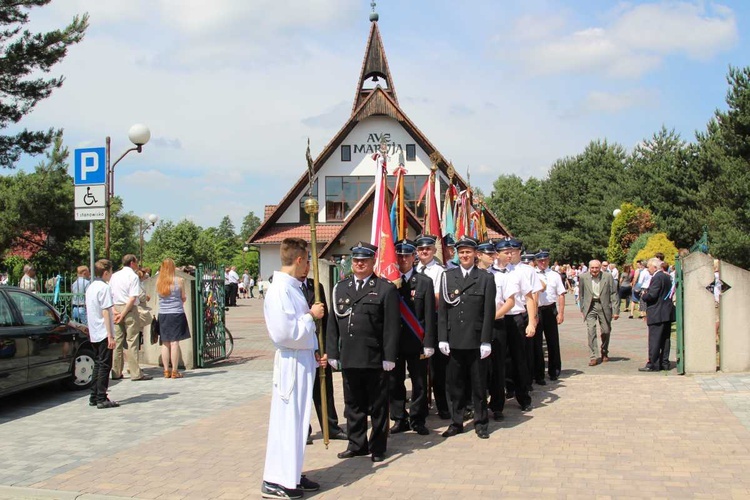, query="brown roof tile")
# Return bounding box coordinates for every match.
[252,224,345,245]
